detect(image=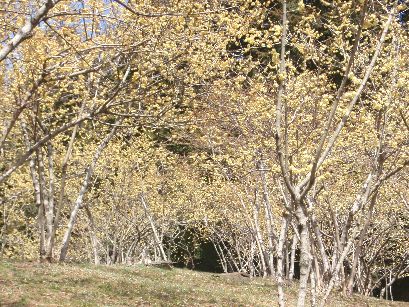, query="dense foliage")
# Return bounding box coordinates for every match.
[1,0,408,306]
